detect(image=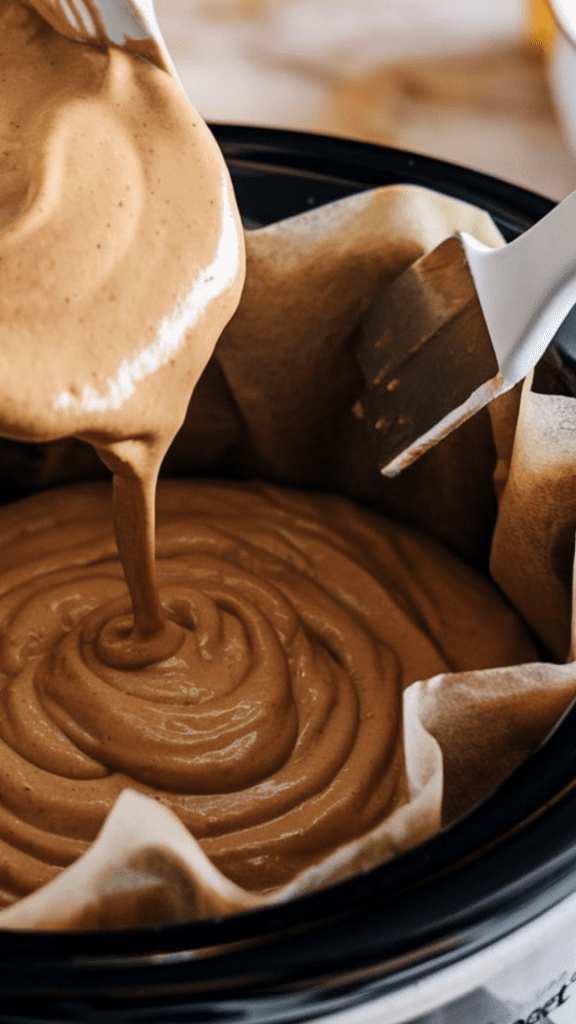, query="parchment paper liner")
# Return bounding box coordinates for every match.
[1,183,575,930]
